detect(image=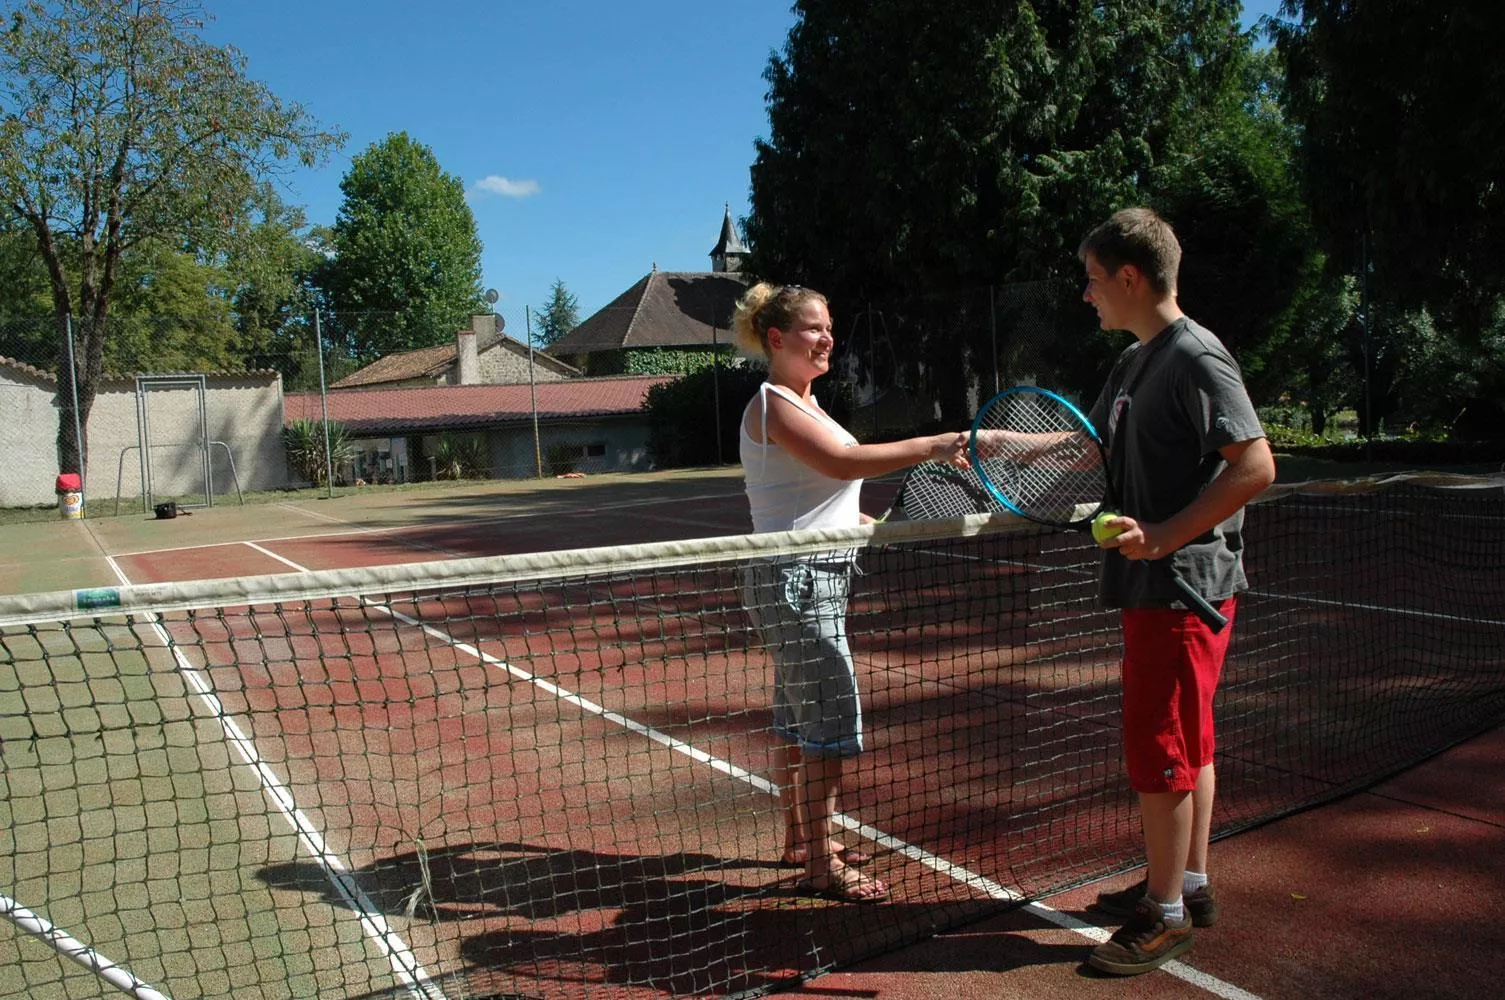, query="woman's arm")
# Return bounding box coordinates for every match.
[762,392,967,480]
